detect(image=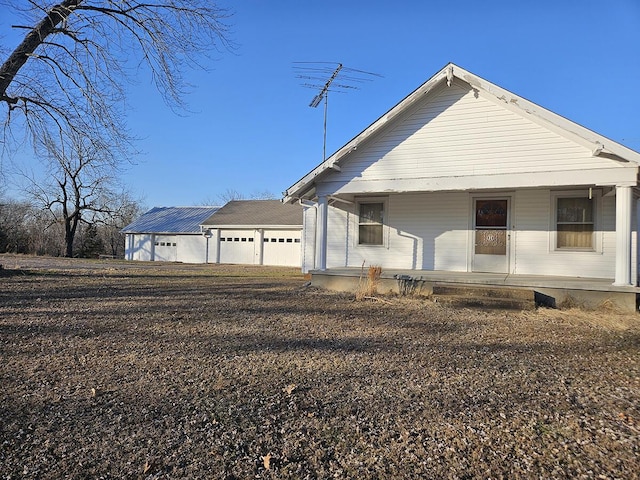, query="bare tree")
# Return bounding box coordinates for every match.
[1,0,232,158]
[250,189,276,200]
[0,189,141,257]
[20,130,126,257]
[96,189,143,257]
[212,188,277,205]
[0,198,33,252]
[217,188,245,203]
[27,206,64,255]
